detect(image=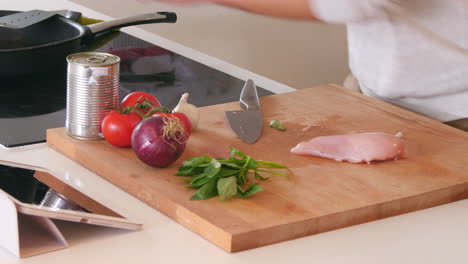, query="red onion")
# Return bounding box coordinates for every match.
[131,116,188,168]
